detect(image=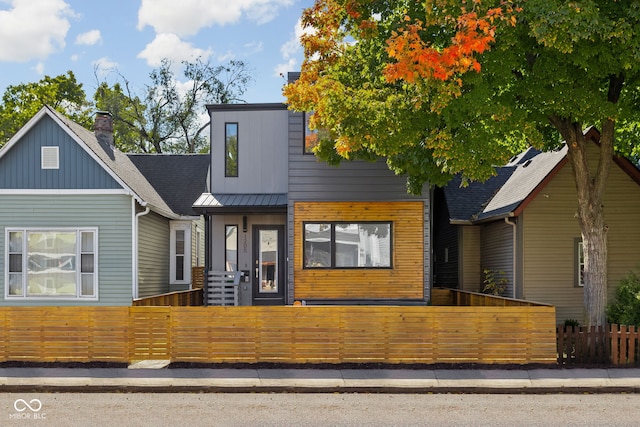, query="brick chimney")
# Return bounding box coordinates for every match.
[94,111,115,158]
